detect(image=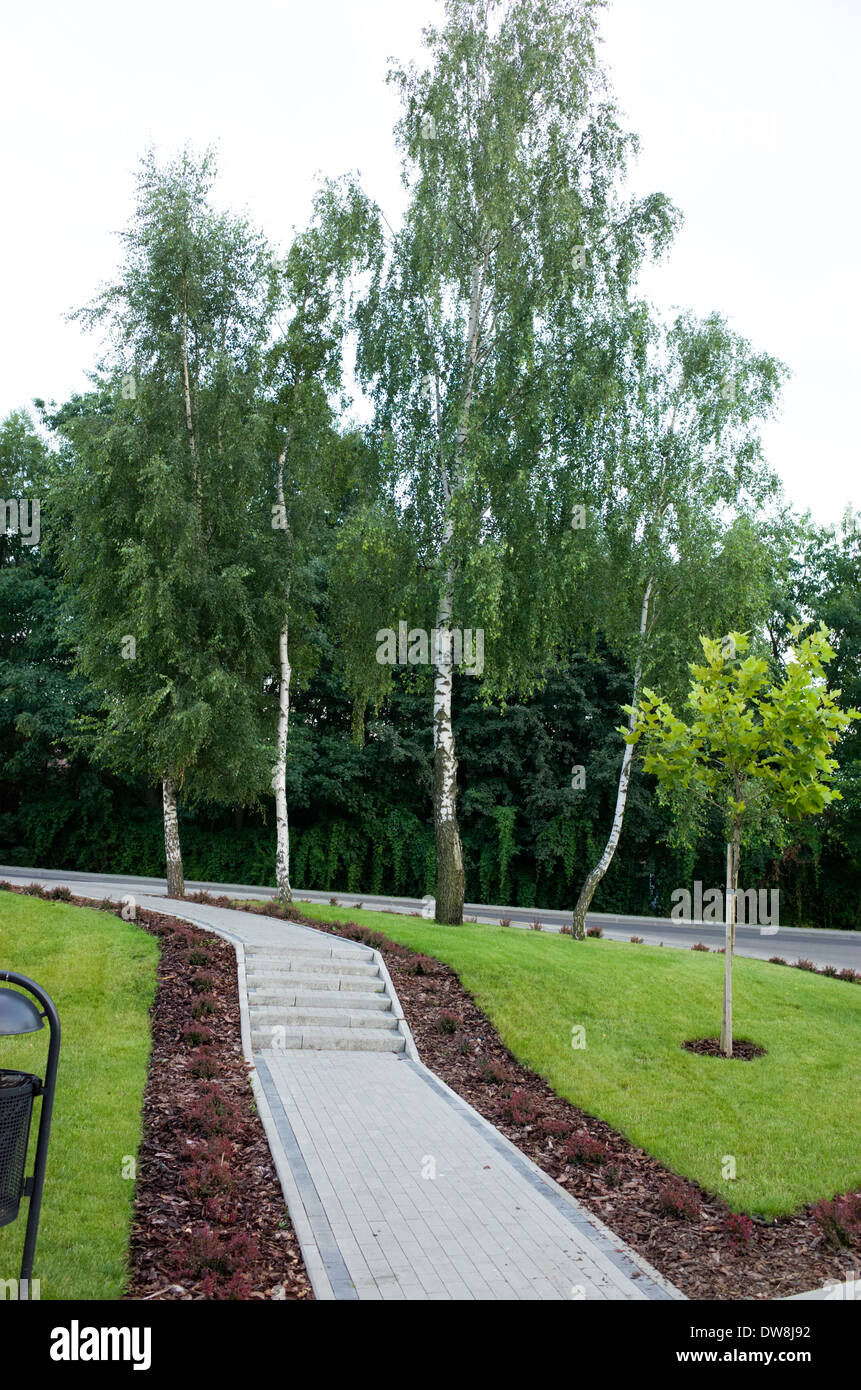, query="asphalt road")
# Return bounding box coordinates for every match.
[1,864,859,972]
